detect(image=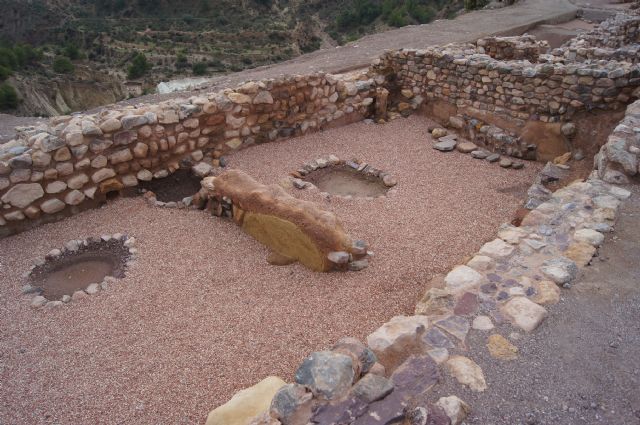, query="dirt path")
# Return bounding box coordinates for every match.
[433,182,640,424]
